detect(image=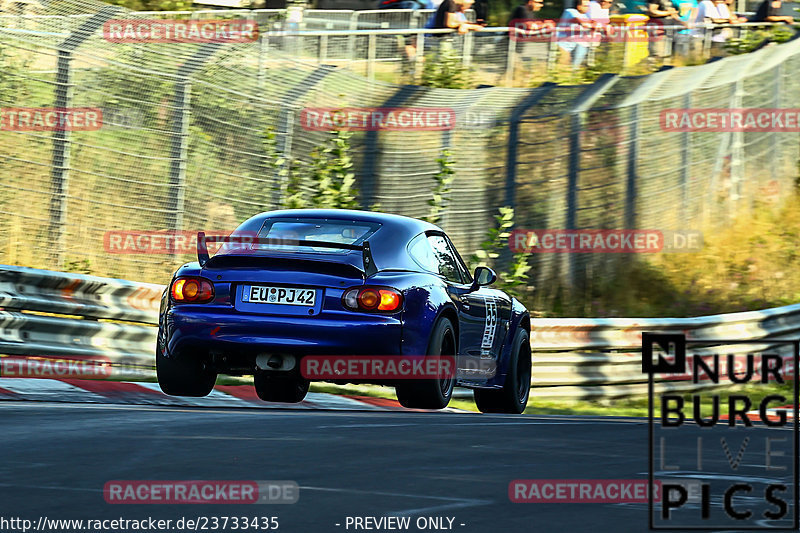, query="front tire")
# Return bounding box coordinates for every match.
[156,349,216,397]
[474,327,531,414]
[254,370,310,403]
[395,317,456,410]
